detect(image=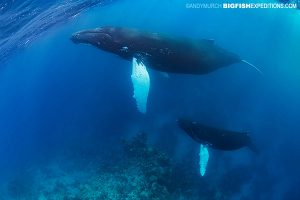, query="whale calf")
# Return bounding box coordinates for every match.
[71,26,261,113]
[177,118,258,176]
[177,118,258,153]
